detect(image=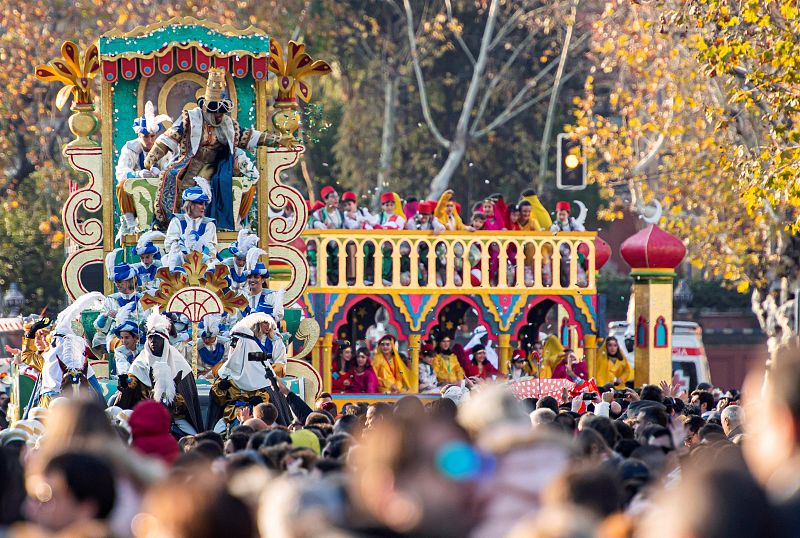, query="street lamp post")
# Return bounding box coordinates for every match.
[3,283,24,316]
[674,278,693,314]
